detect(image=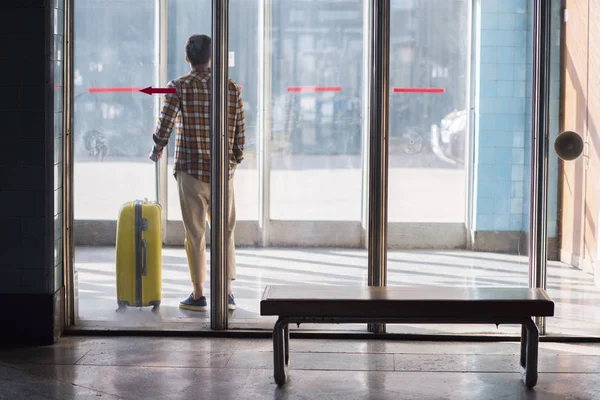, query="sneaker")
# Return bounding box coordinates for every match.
[179,293,208,311]
[228,294,236,310]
